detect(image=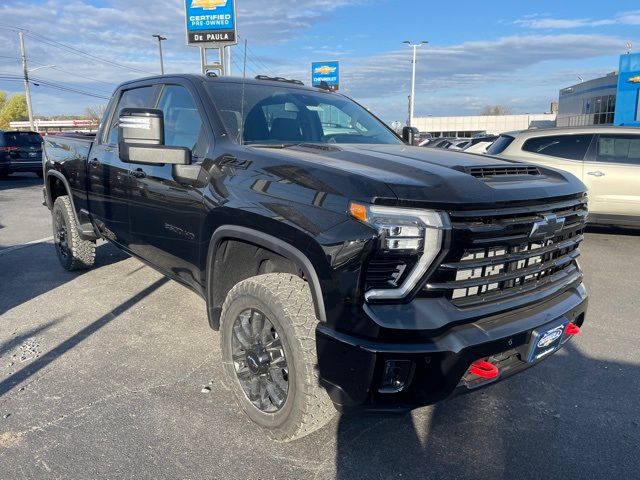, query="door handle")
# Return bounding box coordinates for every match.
[587,171,605,177]
[89,158,100,168]
[131,168,146,179]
